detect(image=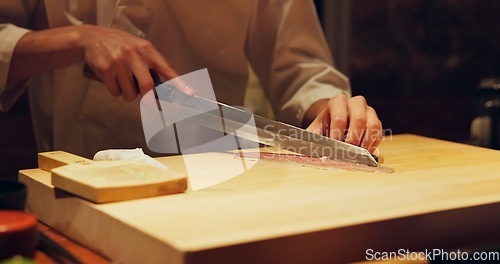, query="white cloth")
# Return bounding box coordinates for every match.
[93,148,168,169]
[0,0,351,158]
